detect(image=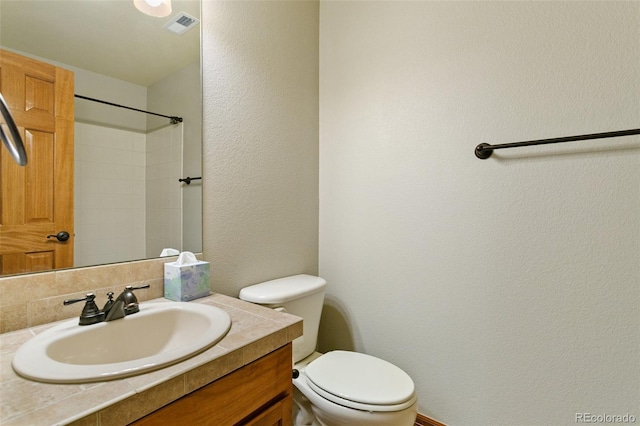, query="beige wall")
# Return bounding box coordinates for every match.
[73,66,147,132]
[319,2,639,425]
[201,0,320,295]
